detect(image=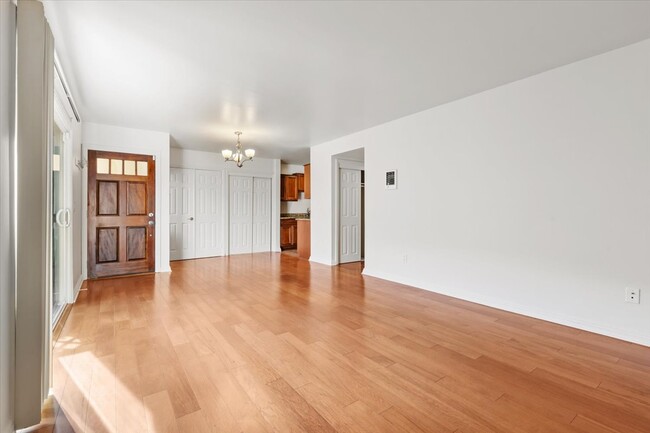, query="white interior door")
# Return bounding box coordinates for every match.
[195,169,224,258]
[170,168,195,260]
[340,168,361,263]
[252,177,272,253]
[229,175,253,255]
